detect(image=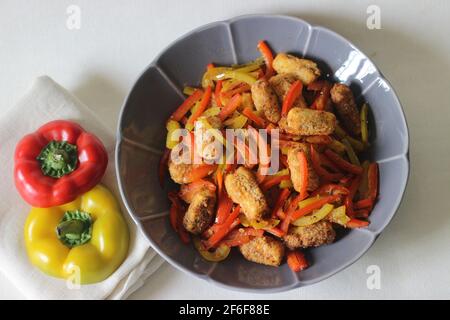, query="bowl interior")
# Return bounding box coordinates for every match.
[116,15,409,292]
